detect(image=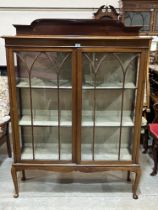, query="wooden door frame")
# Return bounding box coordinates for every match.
[76,47,146,165]
[7,47,77,163]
